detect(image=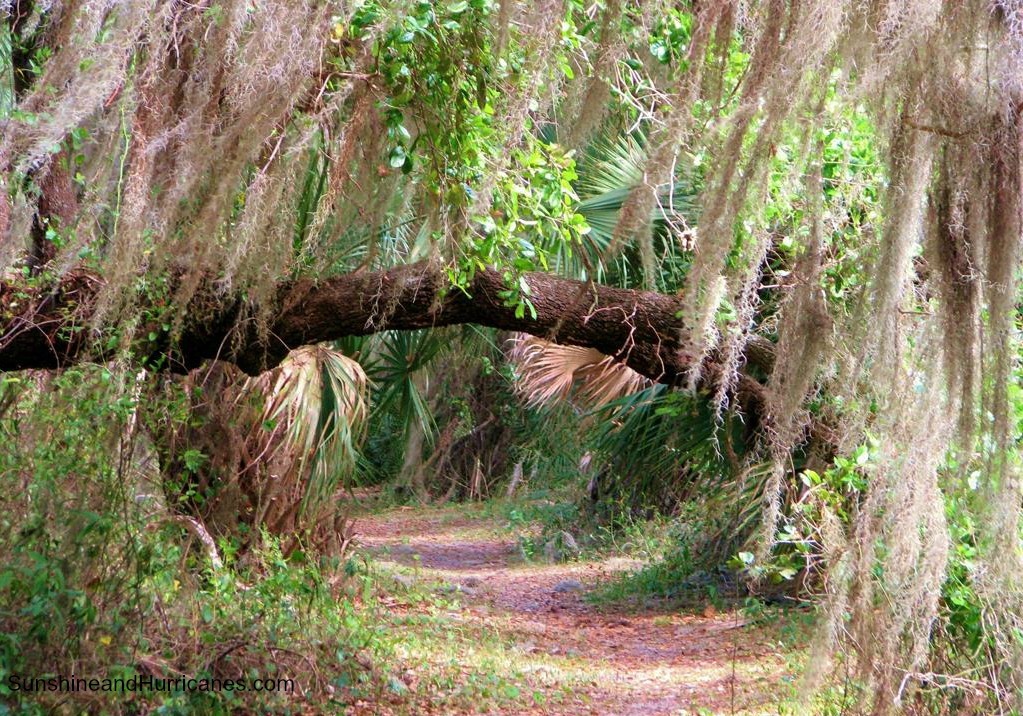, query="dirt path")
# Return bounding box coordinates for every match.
[353,505,792,715]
